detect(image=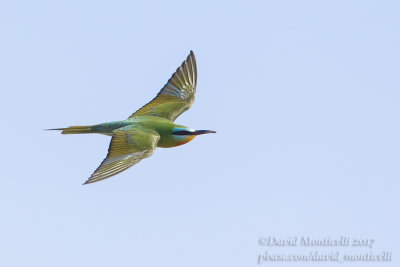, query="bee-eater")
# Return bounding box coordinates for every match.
[50,51,215,185]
